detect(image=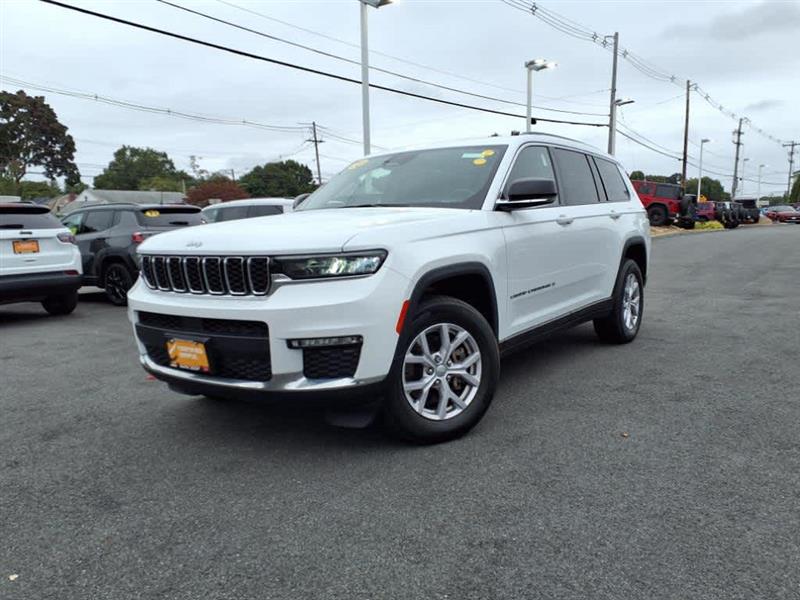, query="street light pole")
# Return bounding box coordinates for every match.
[358,0,393,156]
[524,59,557,133]
[606,32,619,155]
[698,138,710,199]
[740,157,750,195]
